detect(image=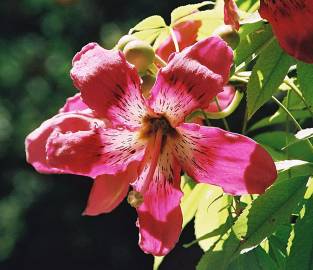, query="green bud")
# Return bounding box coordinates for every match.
[123,40,155,73]
[116,35,137,51]
[213,25,240,50]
